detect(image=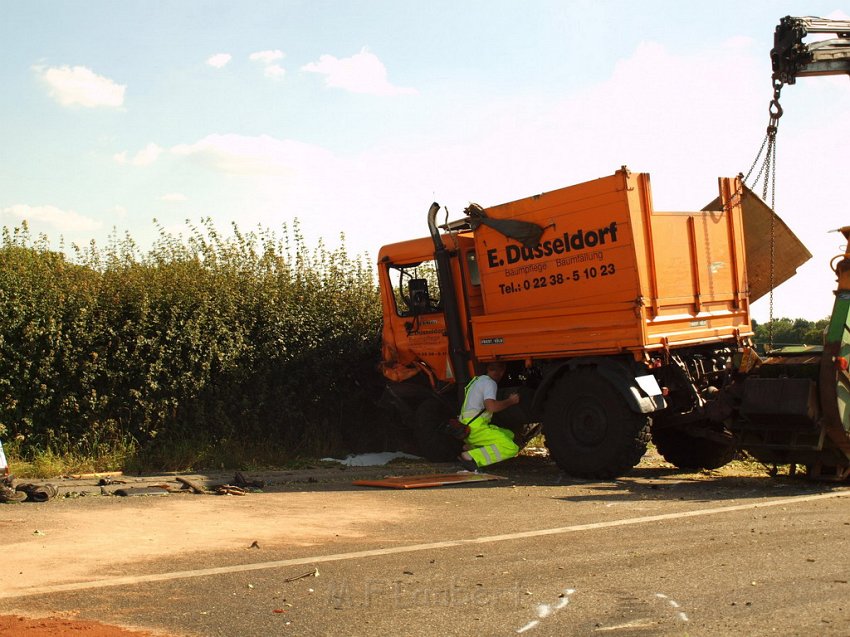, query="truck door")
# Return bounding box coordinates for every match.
[382,258,452,382]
